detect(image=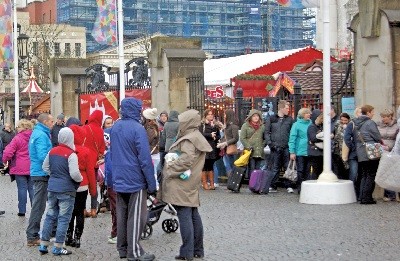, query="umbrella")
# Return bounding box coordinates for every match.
[21,67,43,115]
